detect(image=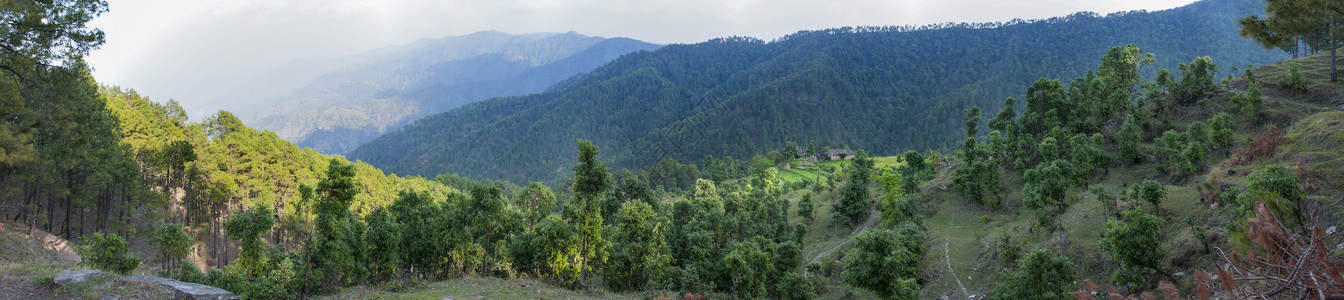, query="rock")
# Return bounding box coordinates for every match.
[121,275,237,300]
[53,270,107,285]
